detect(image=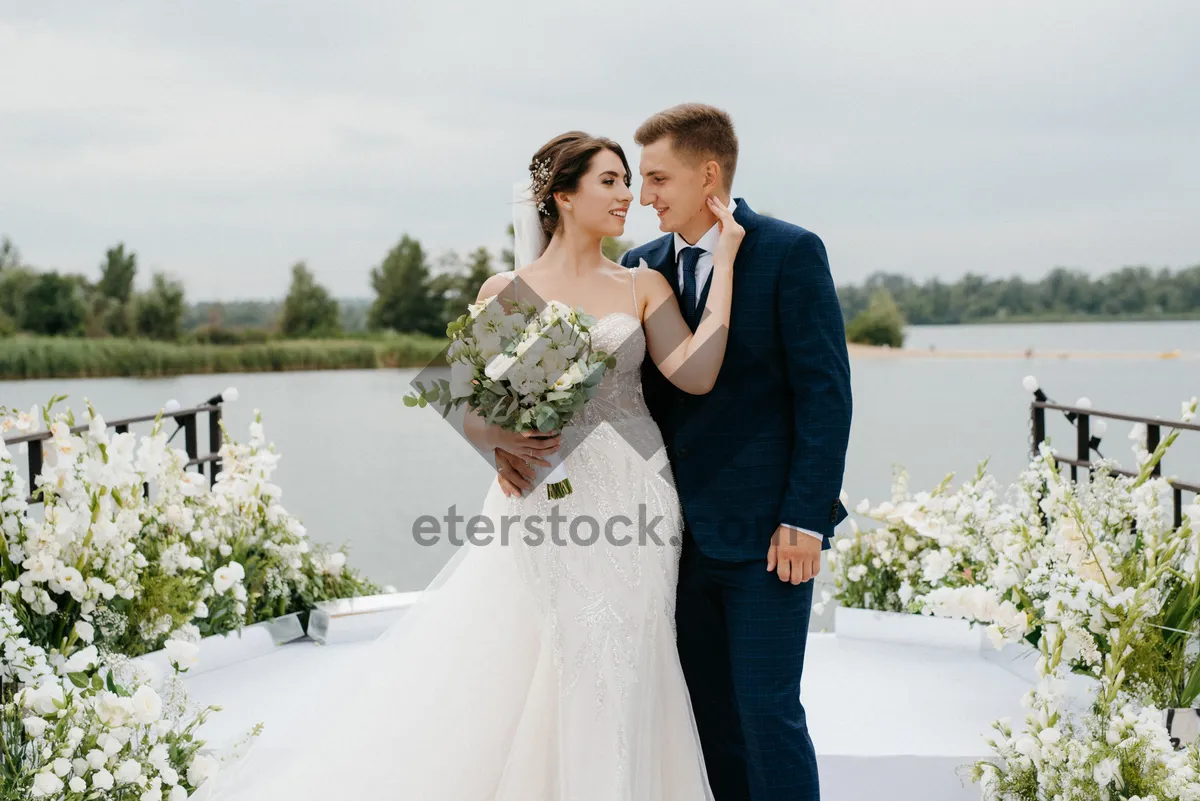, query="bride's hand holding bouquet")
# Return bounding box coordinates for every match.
[405,292,615,499]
